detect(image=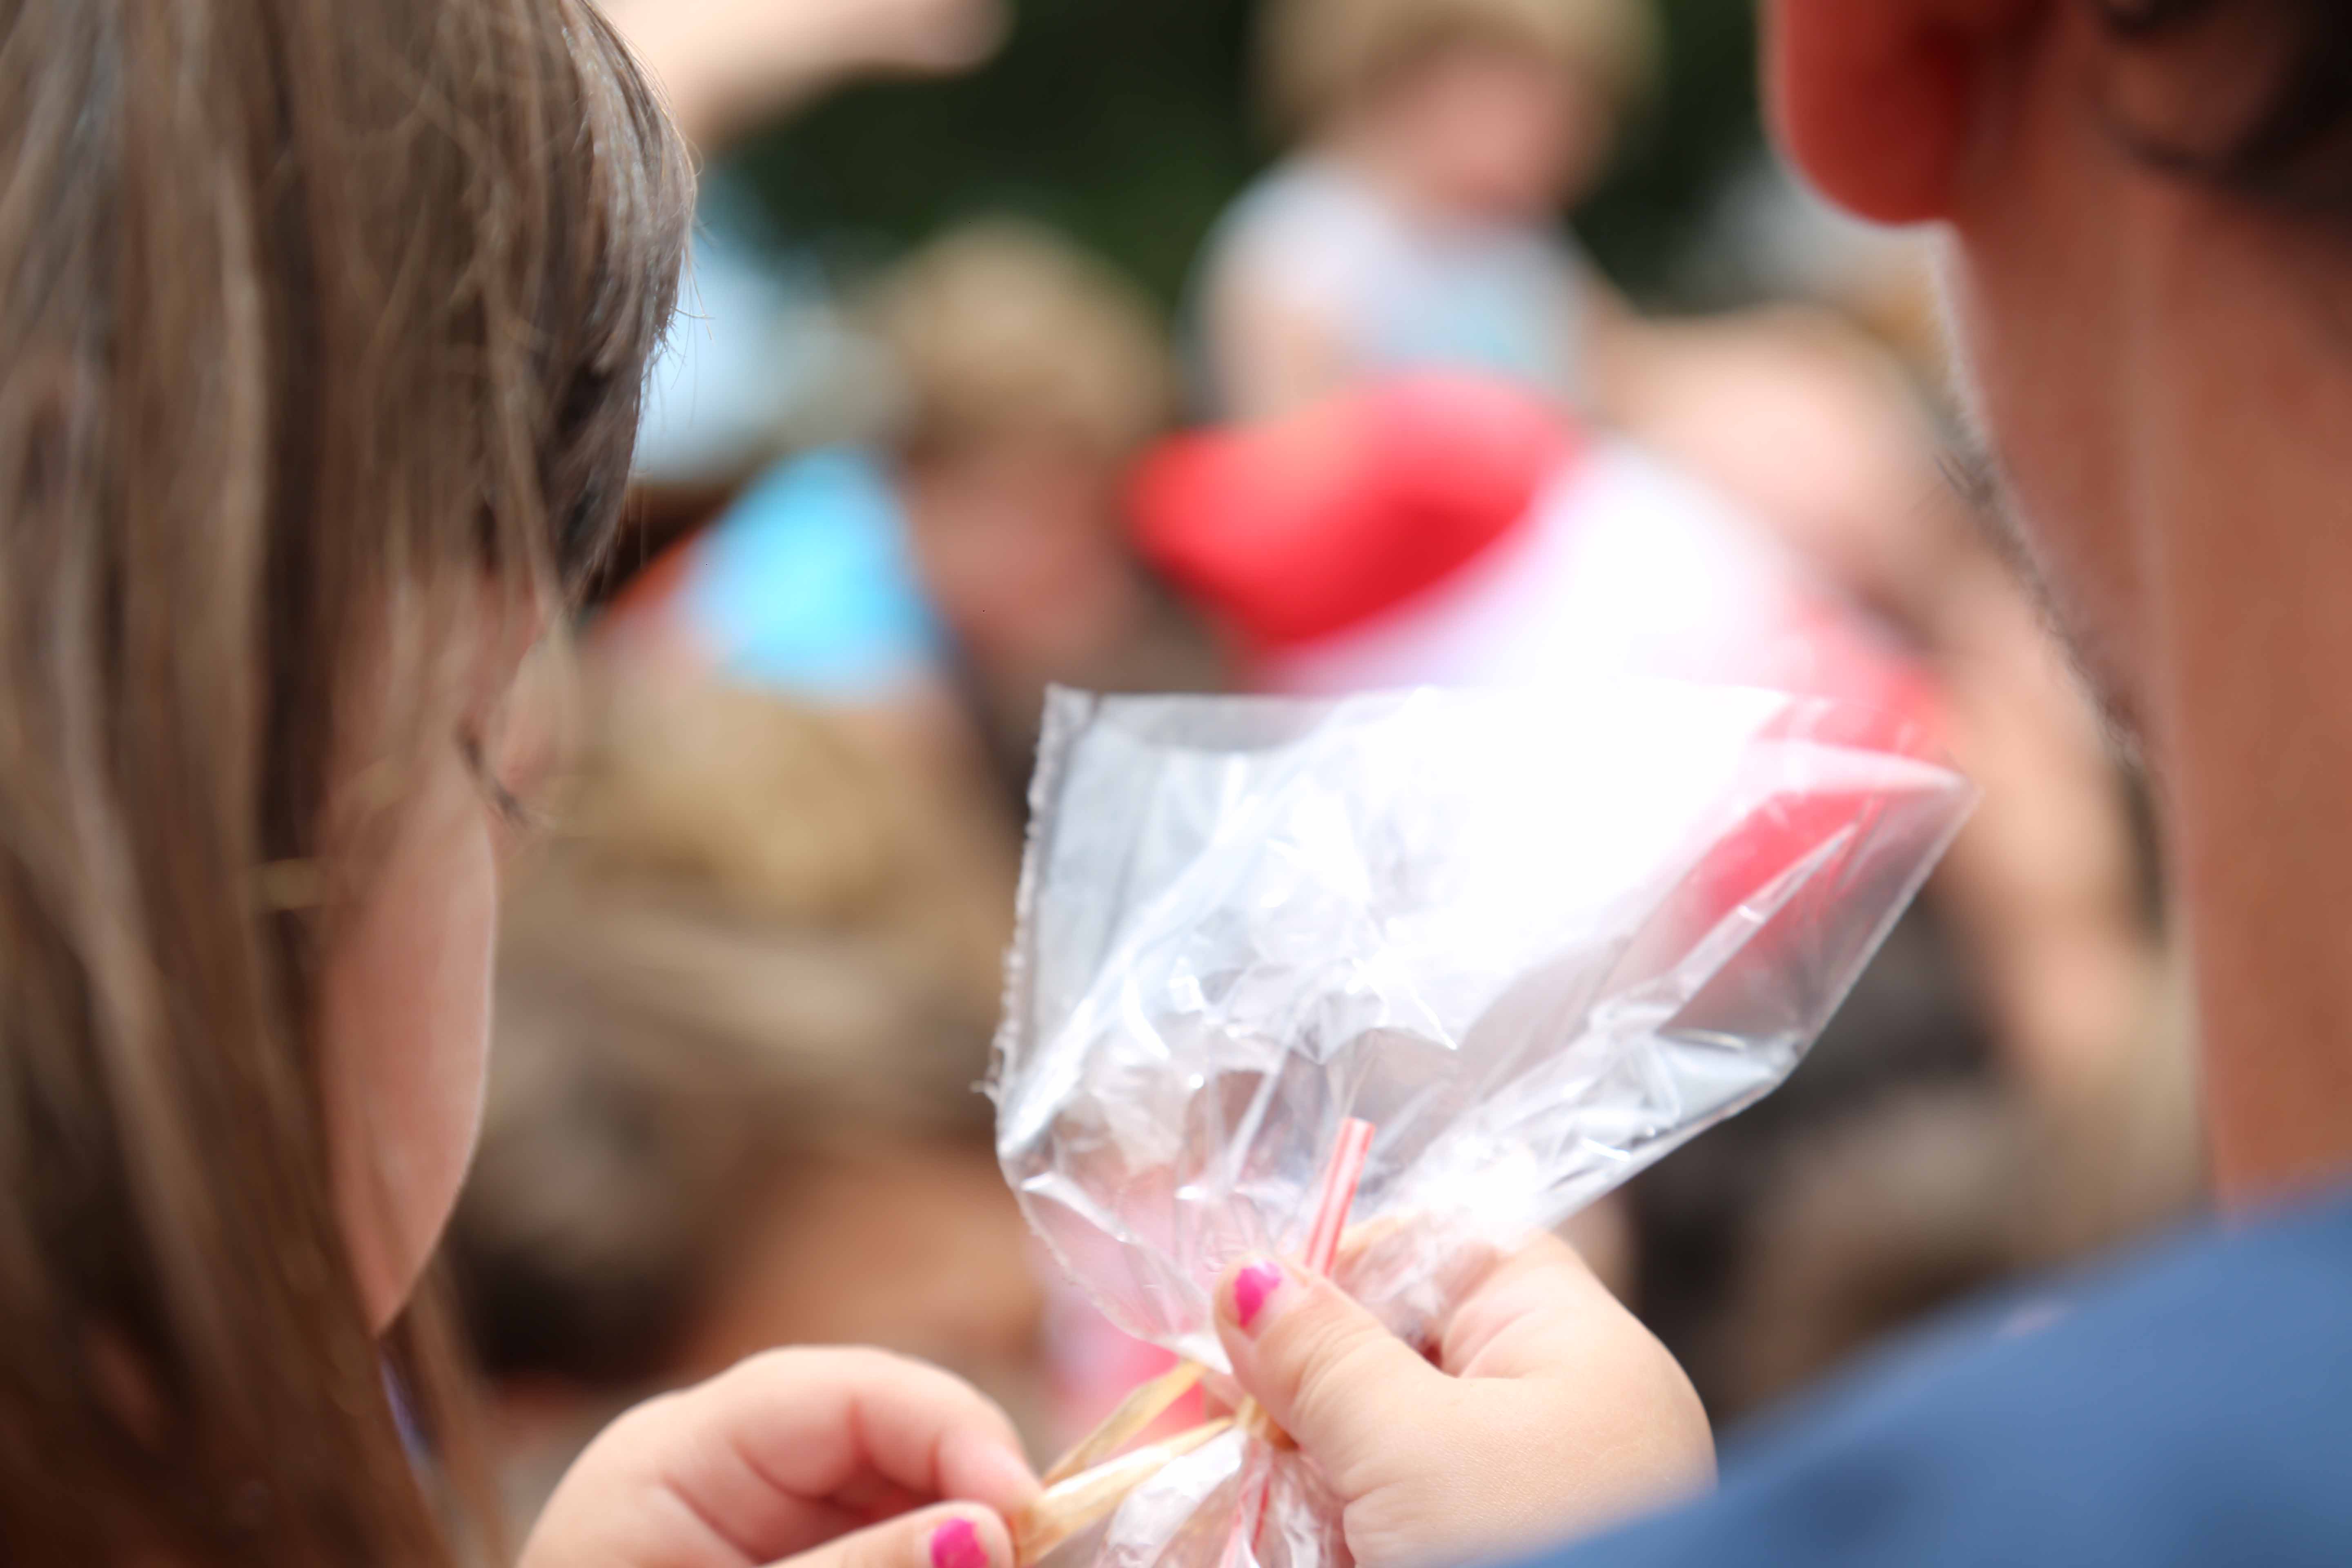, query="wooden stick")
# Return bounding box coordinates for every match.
[1041,1360,1207,1487]
[1014,1417,1235,1566]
